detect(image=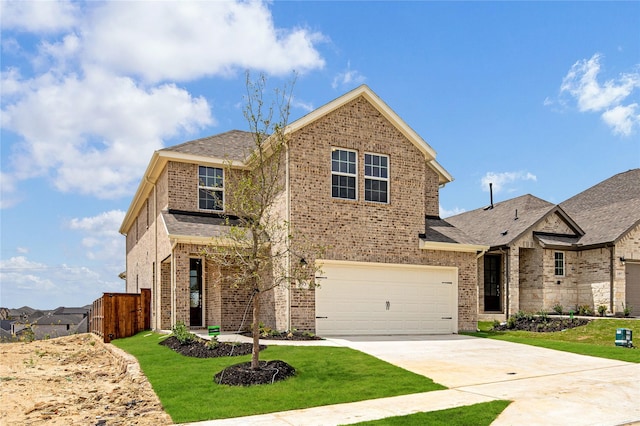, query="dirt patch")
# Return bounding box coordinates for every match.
[0,333,171,425]
[240,330,323,341]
